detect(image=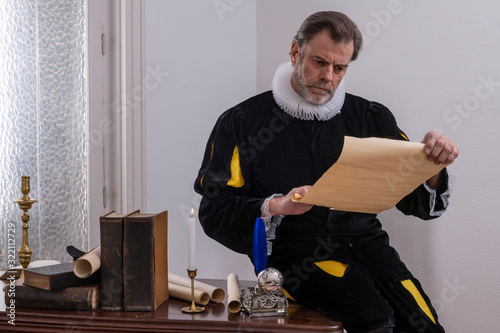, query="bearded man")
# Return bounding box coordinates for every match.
[194,11,458,333]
